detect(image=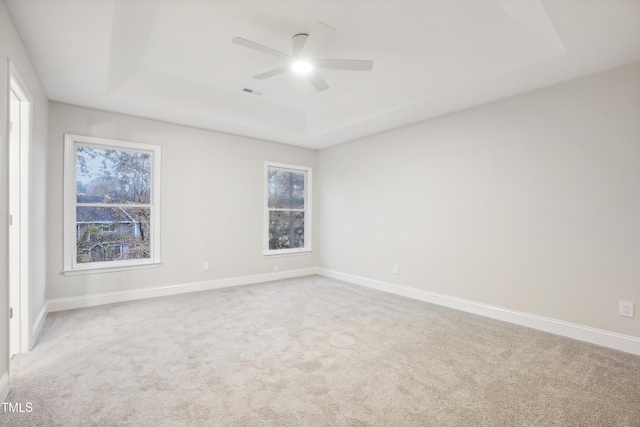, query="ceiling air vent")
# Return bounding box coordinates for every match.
[242,88,262,96]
